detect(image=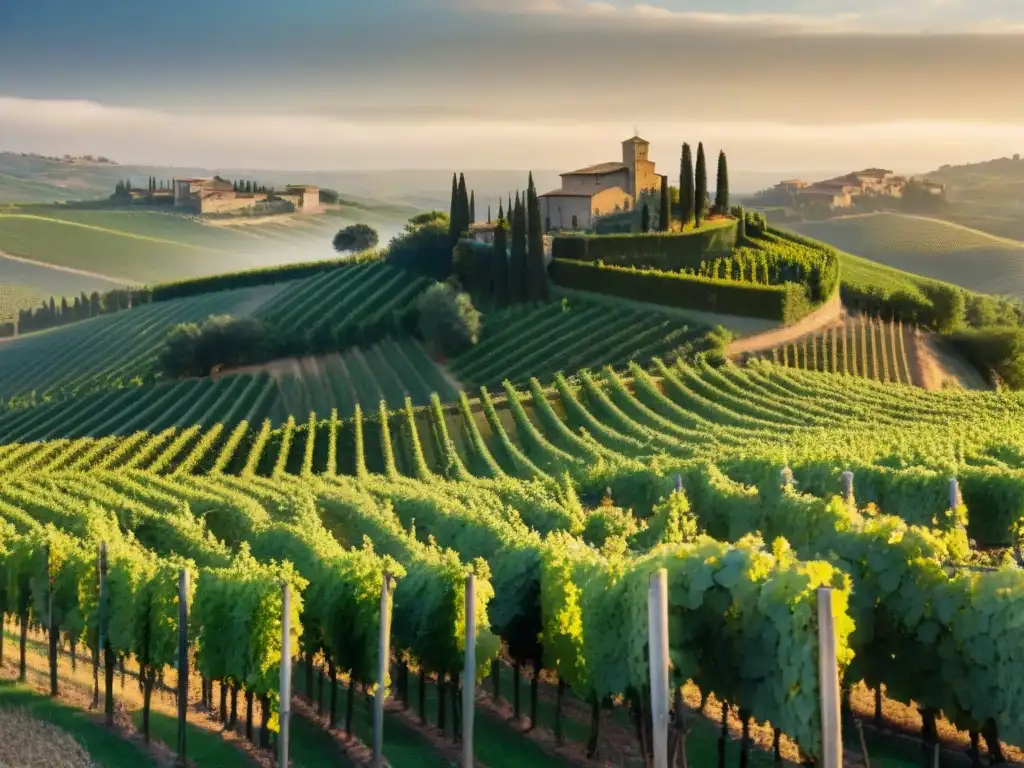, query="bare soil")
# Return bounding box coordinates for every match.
[726,292,845,358]
[909,329,991,391]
